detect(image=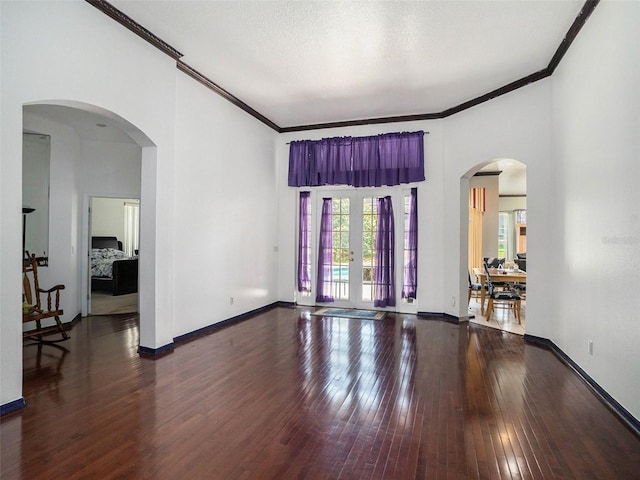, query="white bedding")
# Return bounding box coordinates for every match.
[91,248,133,278]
